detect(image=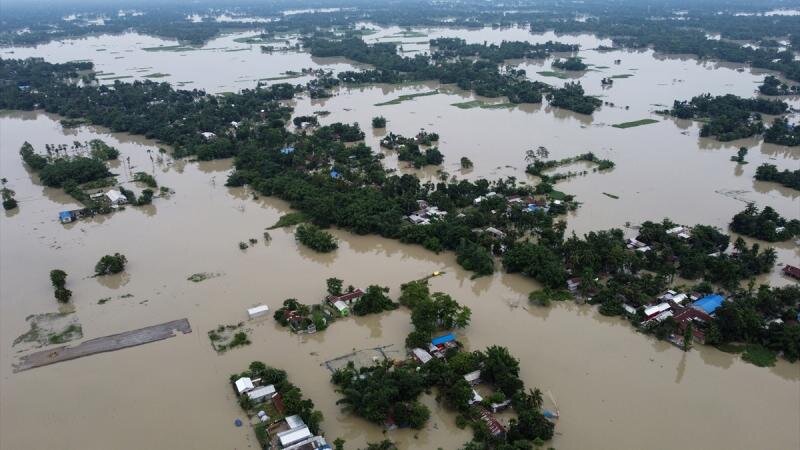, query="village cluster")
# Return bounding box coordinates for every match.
[233,376,329,450]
